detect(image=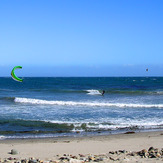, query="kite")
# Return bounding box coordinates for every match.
[11,66,23,82]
